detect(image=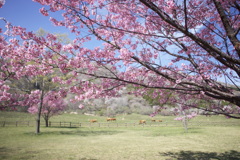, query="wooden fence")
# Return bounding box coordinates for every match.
[0,121,239,128]
[0,121,33,127]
